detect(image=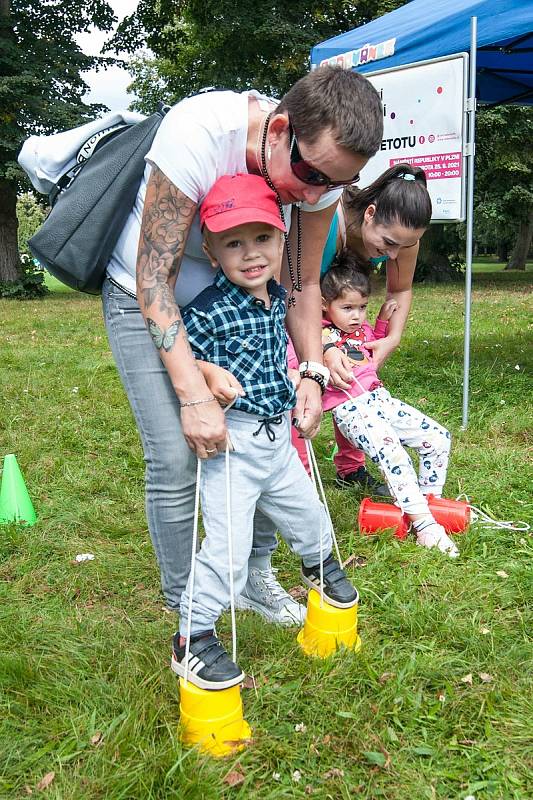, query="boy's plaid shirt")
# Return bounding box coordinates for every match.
[181,270,297,417]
